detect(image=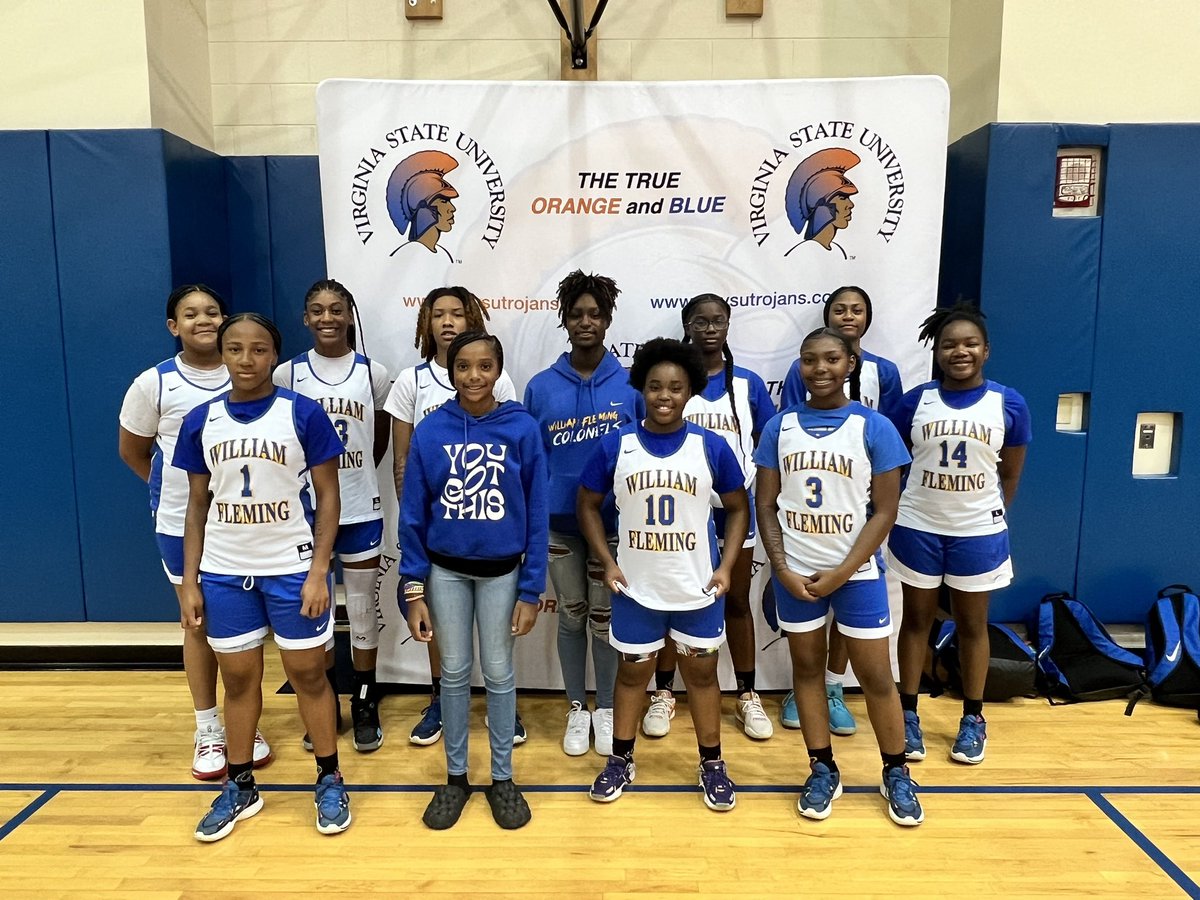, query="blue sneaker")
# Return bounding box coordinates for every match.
[194,780,262,842]
[826,683,857,736]
[780,690,801,729]
[513,711,527,746]
[698,759,737,811]
[315,772,352,834]
[881,765,924,826]
[410,696,443,746]
[903,710,926,761]
[590,755,635,803]
[797,761,842,820]
[950,714,987,764]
